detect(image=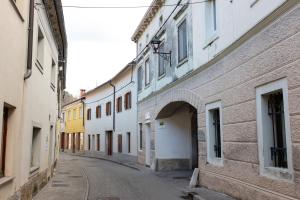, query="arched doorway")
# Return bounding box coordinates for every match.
[155,101,198,171]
